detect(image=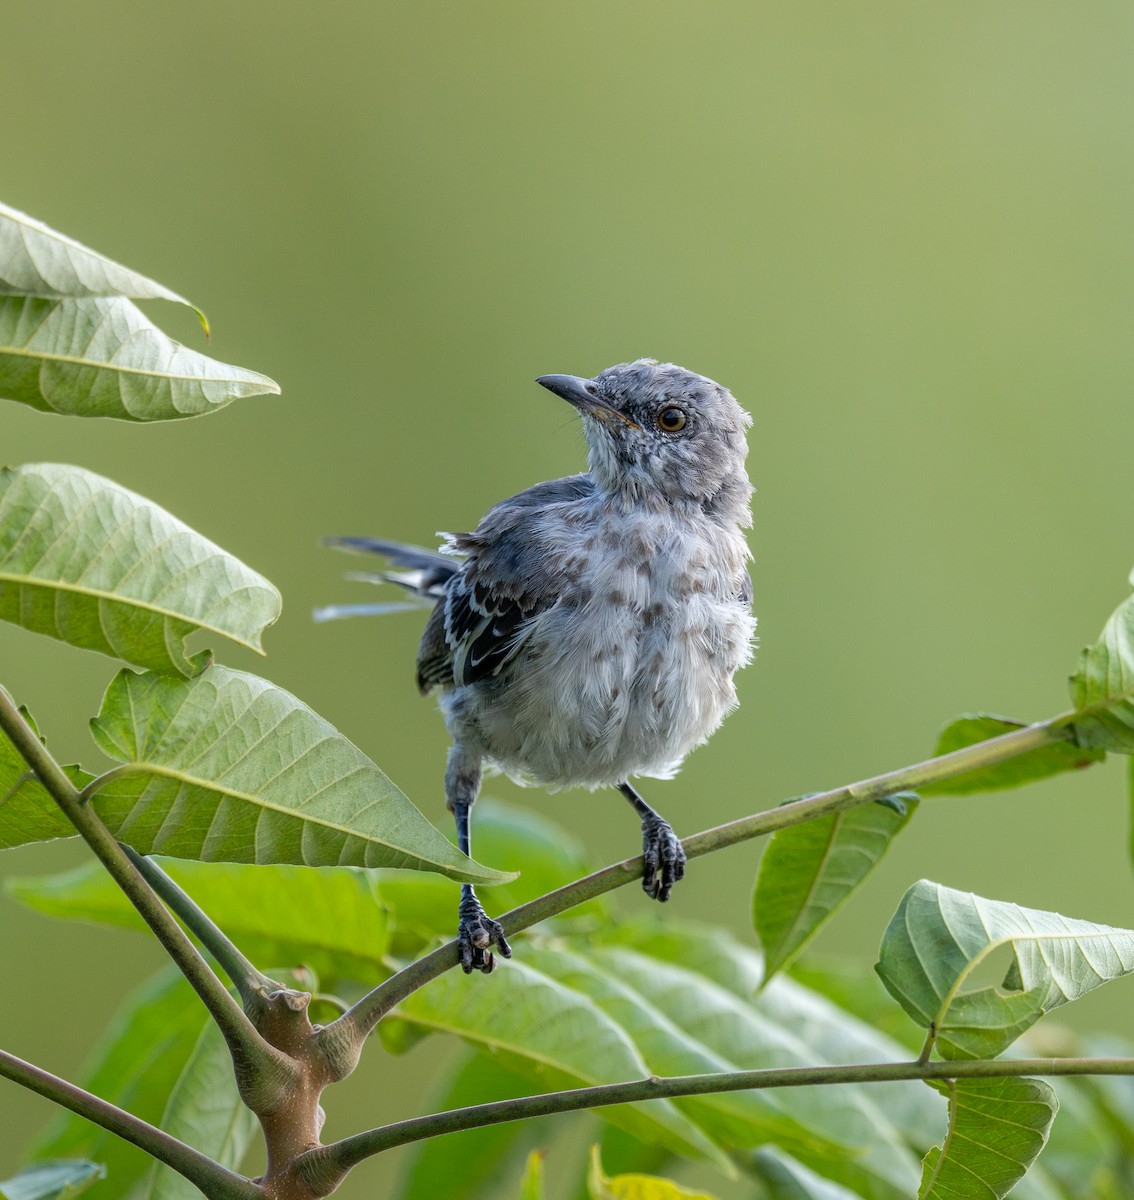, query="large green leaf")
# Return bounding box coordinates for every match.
[32,969,208,1196]
[6,857,392,987]
[0,464,280,675]
[87,665,511,883]
[749,1147,861,1199]
[597,920,944,1148]
[0,1161,106,1200]
[0,705,91,848]
[921,716,1104,796]
[397,1051,551,1200]
[919,1077,1057,1199]
[0,295,274,420]
[143,1022,258,1200]
[1070,574,1134,751]
[0,201,192,308]
[876,881,1134,1059]
[754,794,917,980]
[388,920,925,1198]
